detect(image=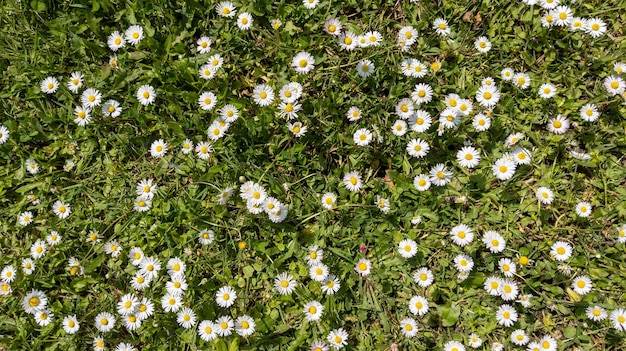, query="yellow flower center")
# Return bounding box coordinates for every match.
[143,91,150,99]
[241,18,248,25]
[413,145,421,152]
[415,301,423,309]
[285,103,293,112]
[328,25,336,32]
[358,263,367,271]
[125,301,132,308]
[108,105,115,112]
[611,81,619,89]
[577,280,586,288]
[36,247,43,253]
[542,341,550,349]
[325,197,333,205]
[334,336,342,343]
[309,306,317,314]
[499,165,508,173]
[299,59,308,68]
[618,316,626,323]
[59,206,66,213]
[404,245,412,252]
[137,276,145,283]
[174,281,181,288]
[504,286,512,293]
[484,92,492,99]
[111,245,118,251]
[315,268,323,275]
[520,256,529,265]
[438,23,447,29]
[458,231,466,239]
[29,297,40,307]
[205,326,213,333]
[593,309,601,316]
[491,282,499,289]
[222,7,230,14]
[72,79,79,85]
[241,321,249,328]
[479,41,486,48]
[554,121,562,128]
[201,146,208,153]
[47,83,54,89]
[518,77,525,85]
[138,201,146,207]
[580,206,587,213]
[133,32,139,39]
[220,322,228,329]
[418,90,426,97]
[405,324,413,331]
[168,298,176,305]
[101,318,108,325]
[592,23,600,31]
[281,280,289,287]
[503,264,510,271]
[503,311,510,319]
[260,92,267,99]
[350,176,357,185]
[557,247,565,255]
